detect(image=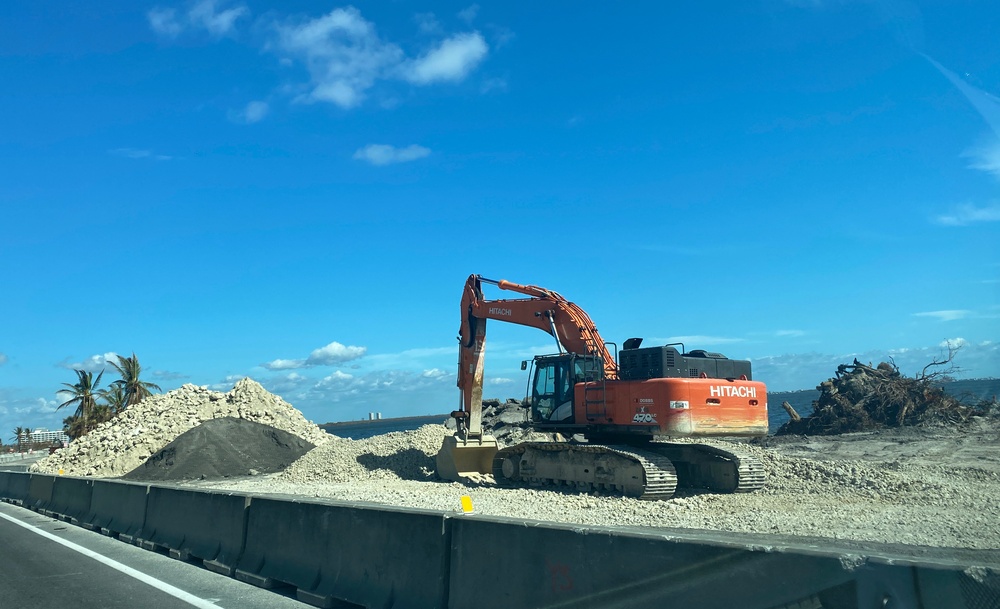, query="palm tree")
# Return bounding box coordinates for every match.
[63,415,87,441]
[58,369,104,434]
[99,383,127,415]
[10,426,25,453]
[90,404,113,427]
[23,428,32,450]
[109,353,160,408]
